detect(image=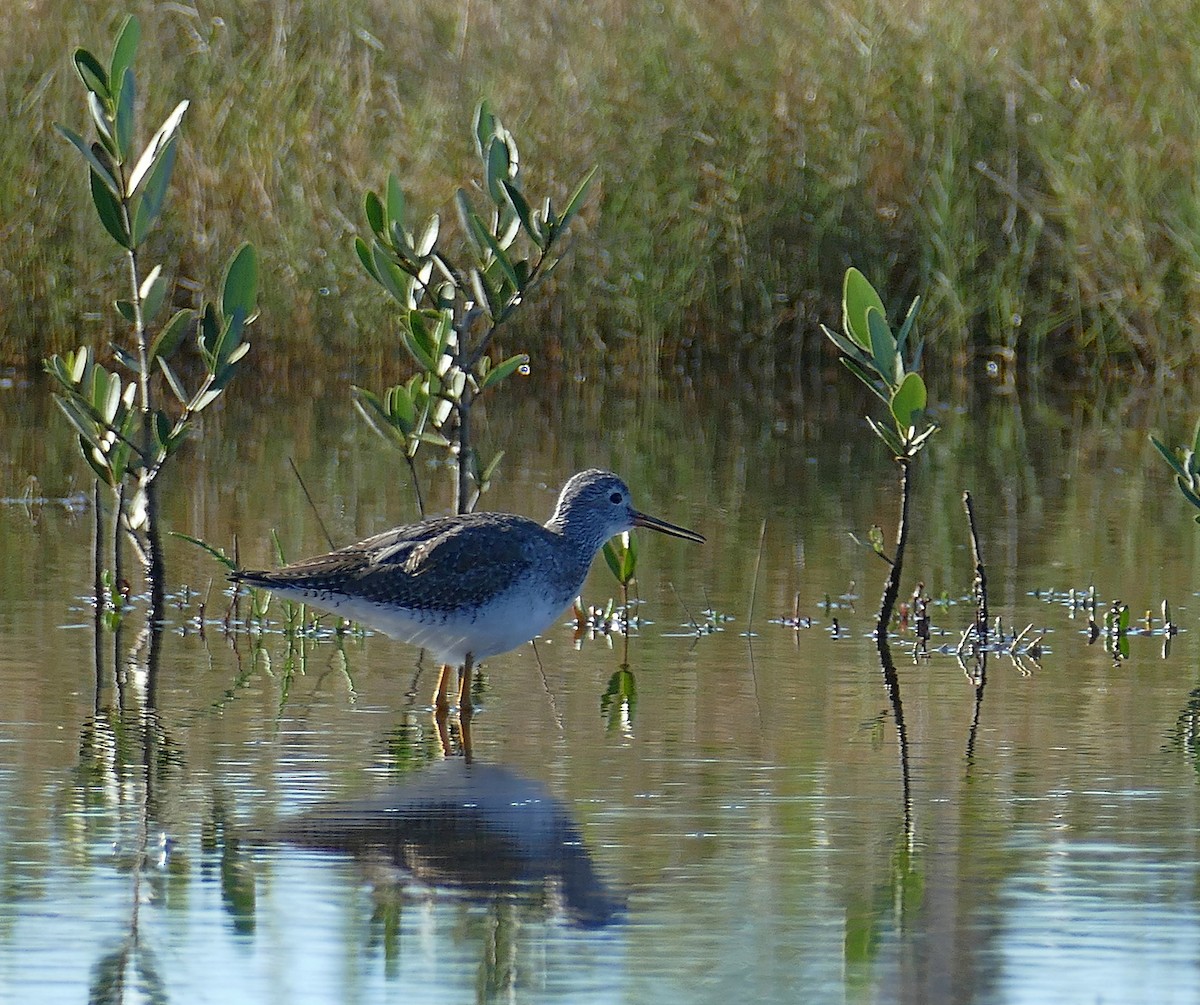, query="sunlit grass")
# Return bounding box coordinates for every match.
[6,0,1200,380]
